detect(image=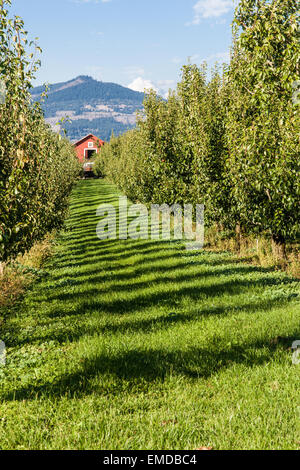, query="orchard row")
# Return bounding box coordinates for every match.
[95,0,299,258]
[0,0,80,263]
